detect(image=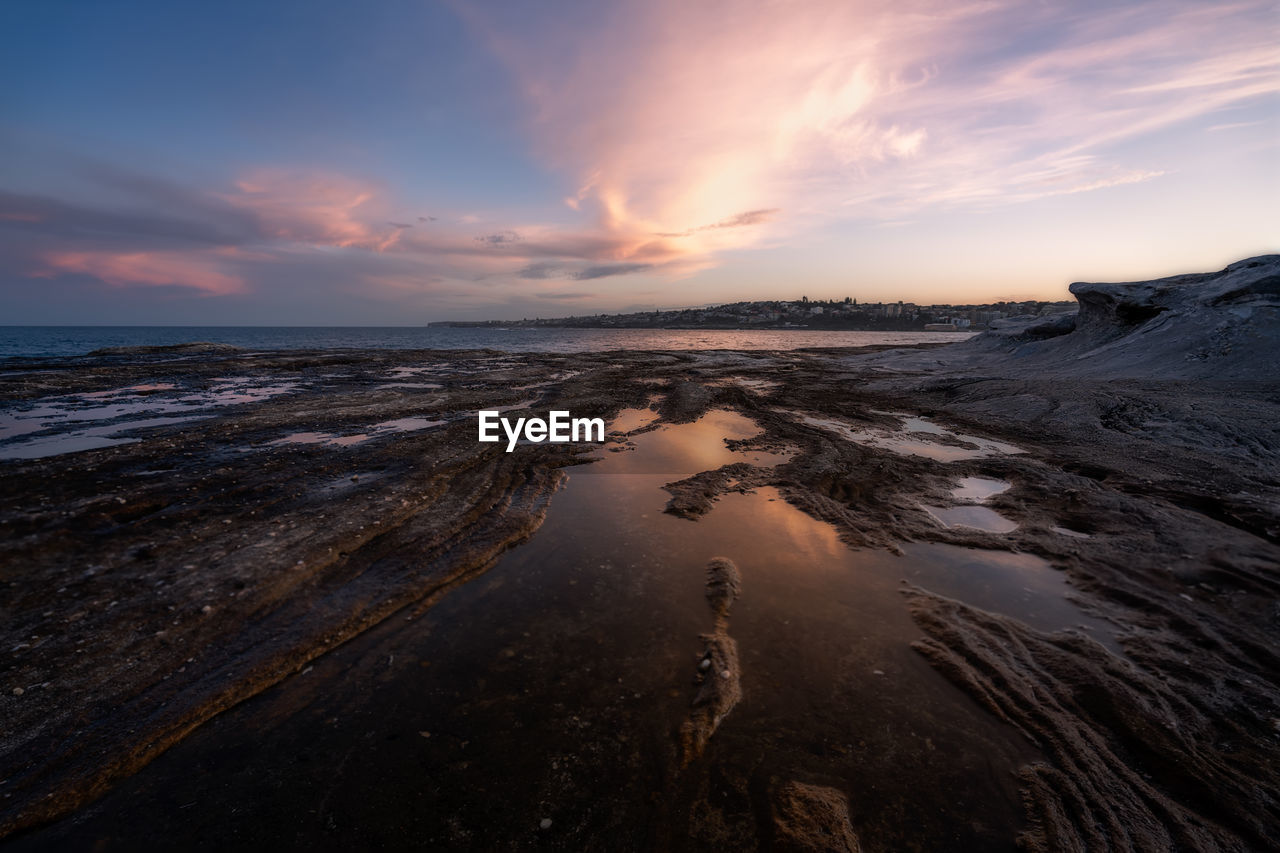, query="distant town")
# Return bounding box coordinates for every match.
[429,296,1077,331]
